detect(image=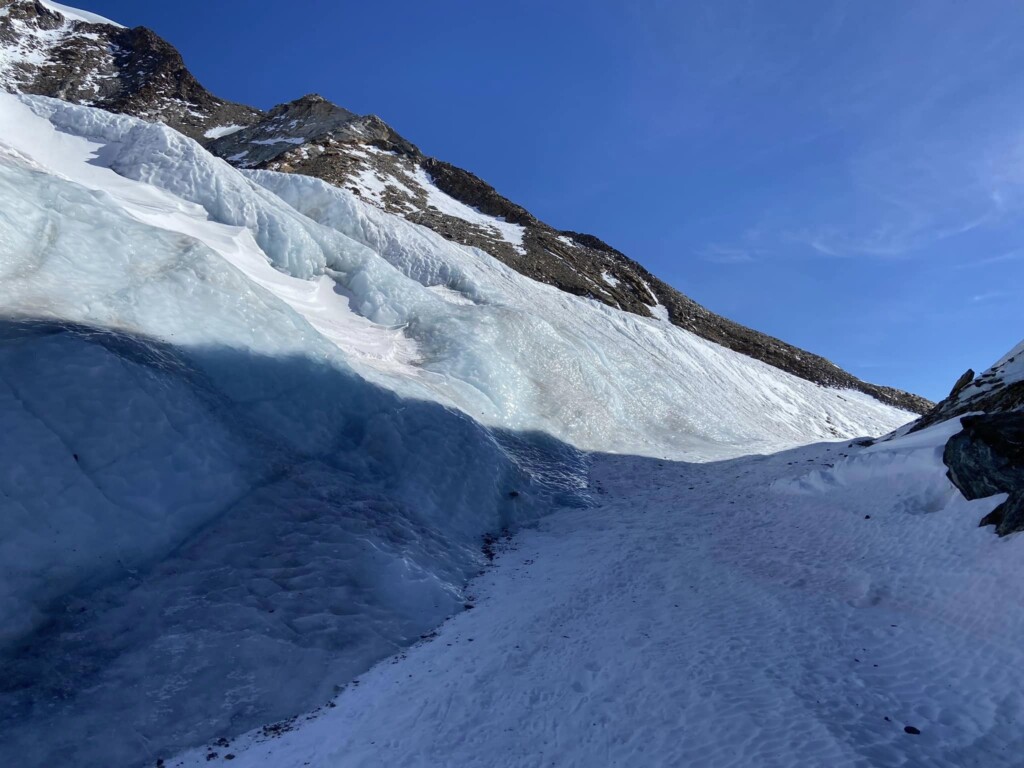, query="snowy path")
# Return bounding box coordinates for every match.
[175,441,1024,768]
